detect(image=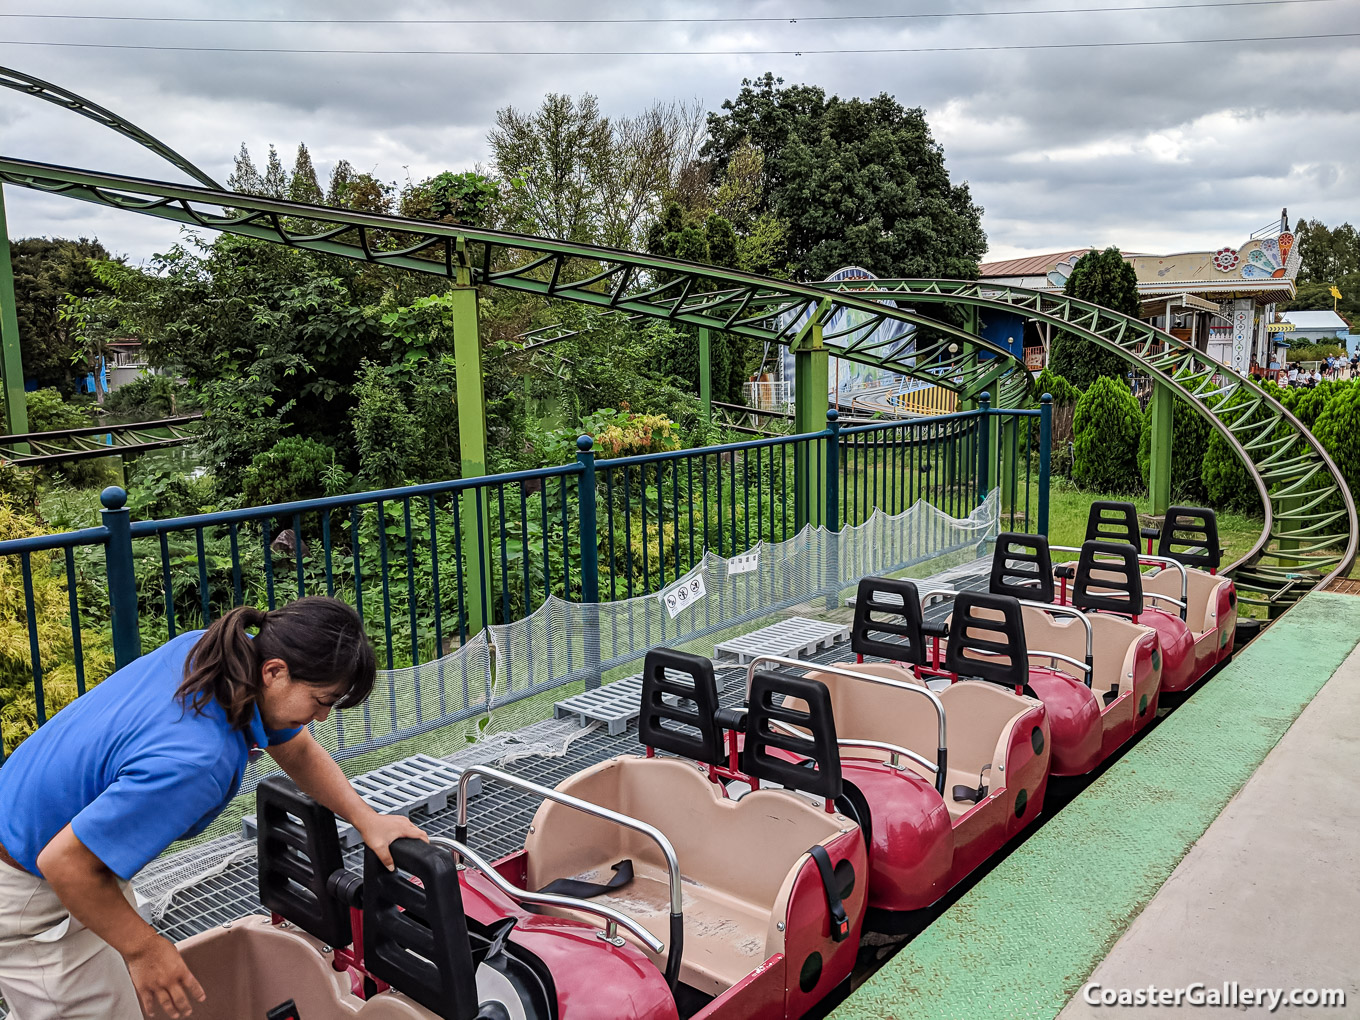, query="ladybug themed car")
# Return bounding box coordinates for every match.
[175,649,867,1020]
[757,587,1053,917]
